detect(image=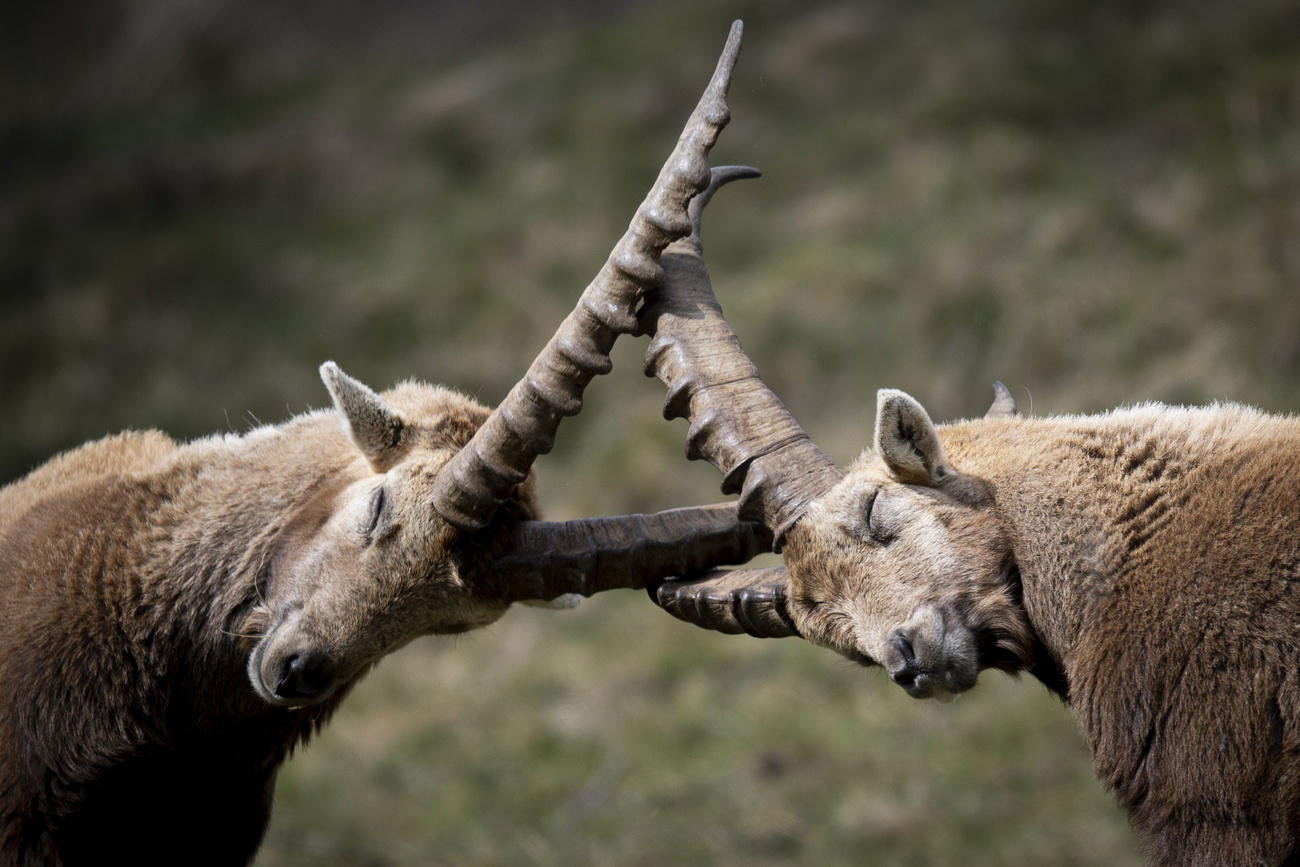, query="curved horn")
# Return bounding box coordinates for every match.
[650,567,799,638]
[493,503,772,602]
[985,380,1018,419]
[431,22,746,532]
[639,168,845,549]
